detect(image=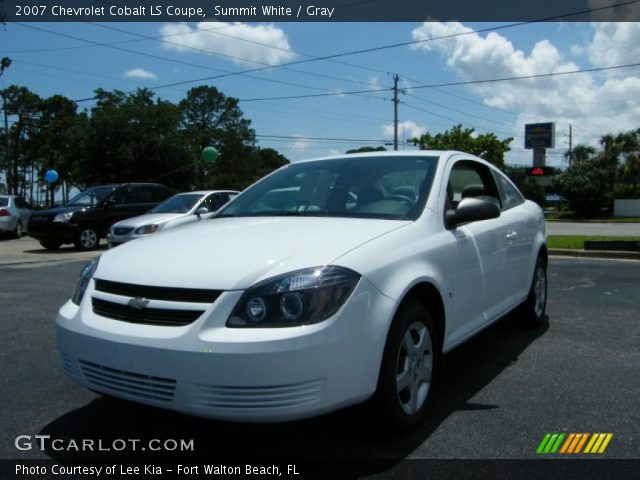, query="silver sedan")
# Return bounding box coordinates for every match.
[107,190,238,248]
[0,195,32,238]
